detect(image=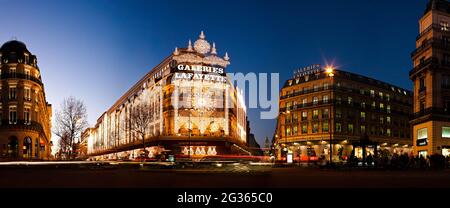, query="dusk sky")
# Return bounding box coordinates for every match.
[0,0,428,147]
